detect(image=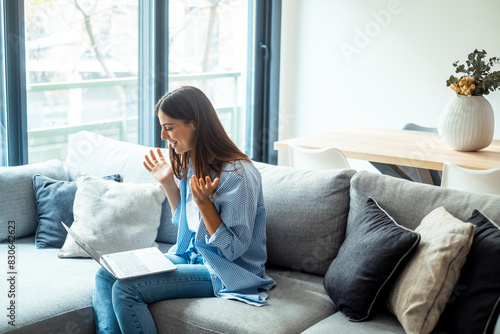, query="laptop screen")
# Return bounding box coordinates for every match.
[61,222,102,262]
